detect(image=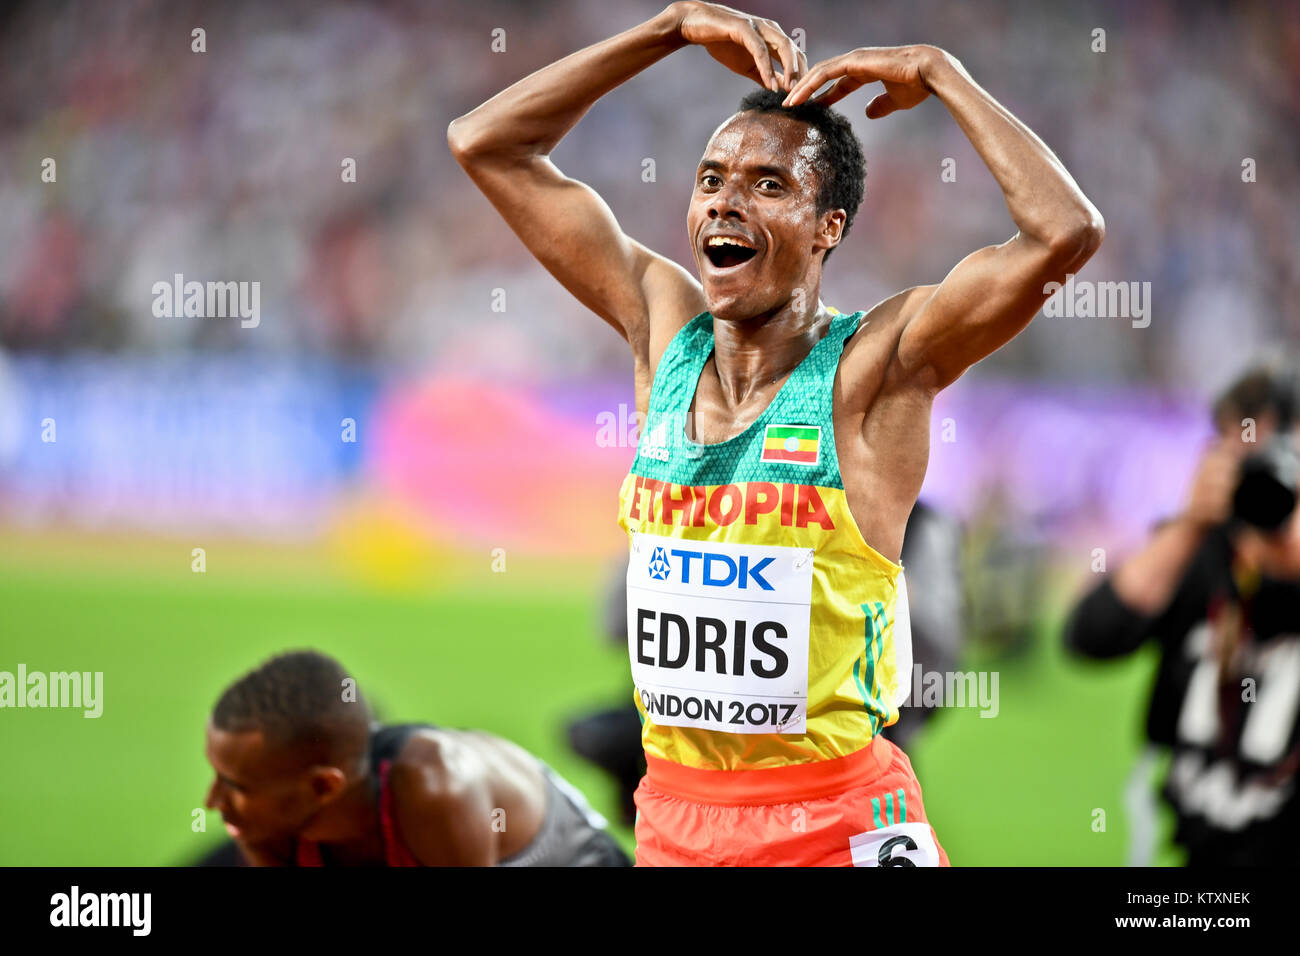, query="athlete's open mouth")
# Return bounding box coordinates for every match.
[703,236,759,270]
